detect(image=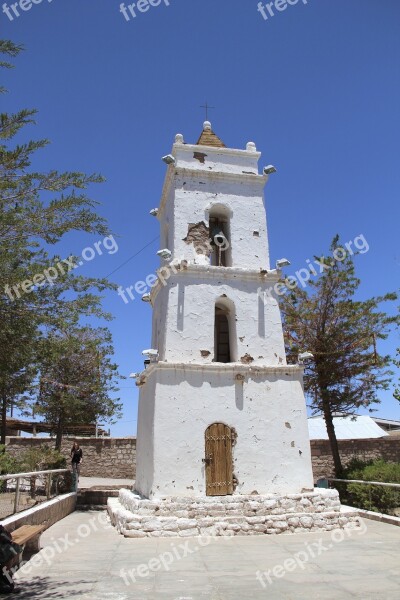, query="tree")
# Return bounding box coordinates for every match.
[280,236,398,476]
[16,444,66,472]
[394,347,400,402]
[0,41,108,293]
[0,444,20,475]
[36,326,122,450]
[0,301,38,443]
[16,444,67,498]
[0,39,117,436]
